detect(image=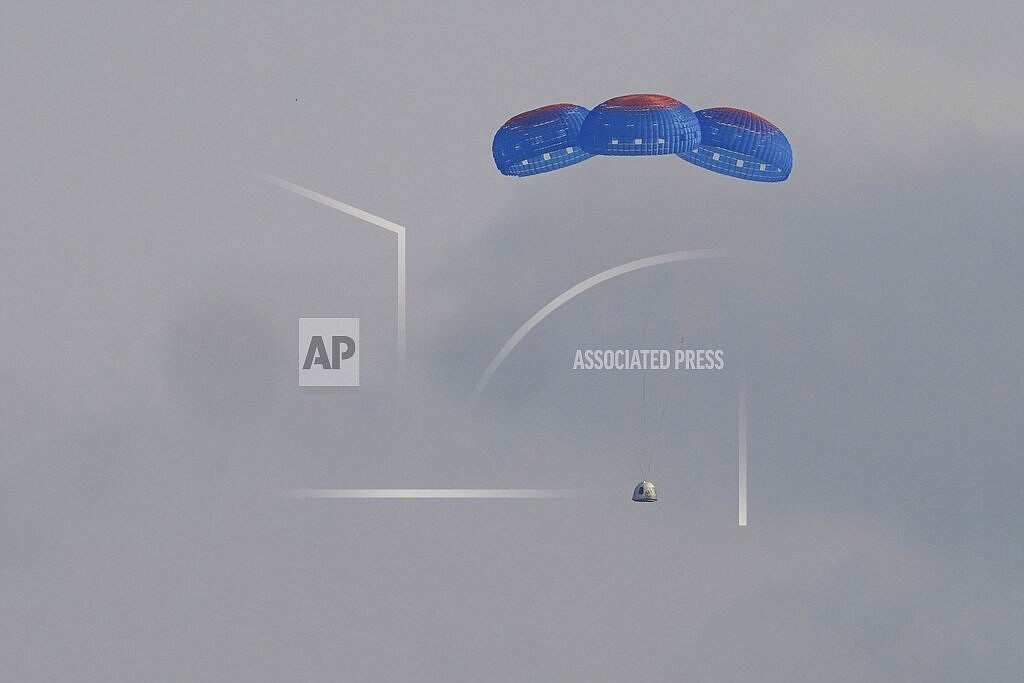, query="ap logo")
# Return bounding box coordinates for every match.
[299,318,359,387]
